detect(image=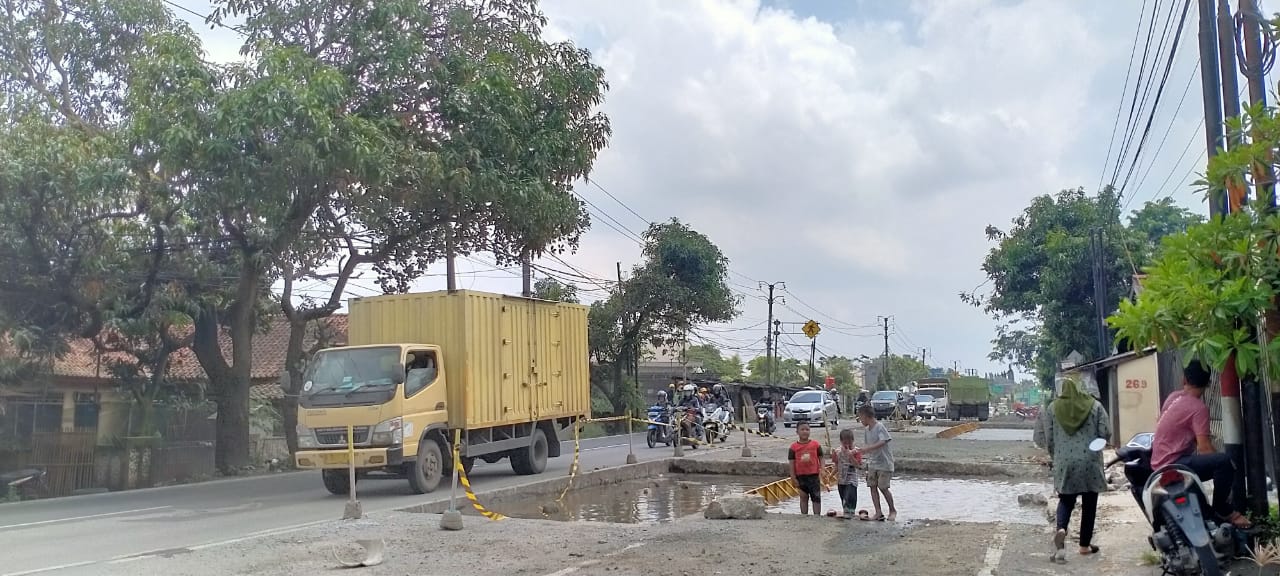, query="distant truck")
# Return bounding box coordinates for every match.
[946,377,991,422]
[911,377,949,418]
[293,290,590,495]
